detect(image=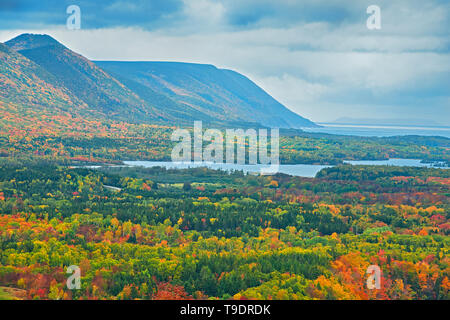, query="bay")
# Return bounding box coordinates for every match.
[302,124,450,138]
